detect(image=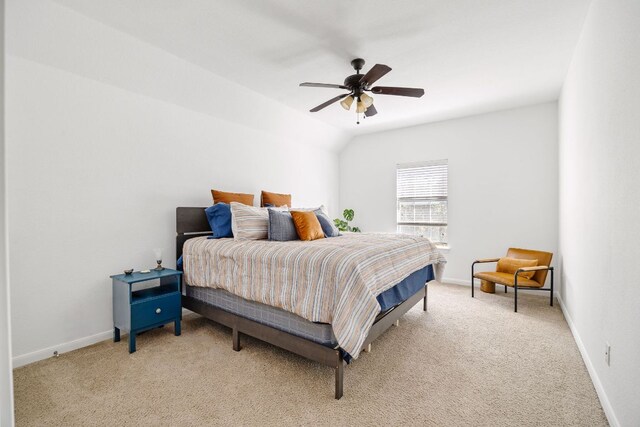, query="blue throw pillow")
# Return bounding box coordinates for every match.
[204,203,233,238]
[268,209,299,241]
[315,210,341,237]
